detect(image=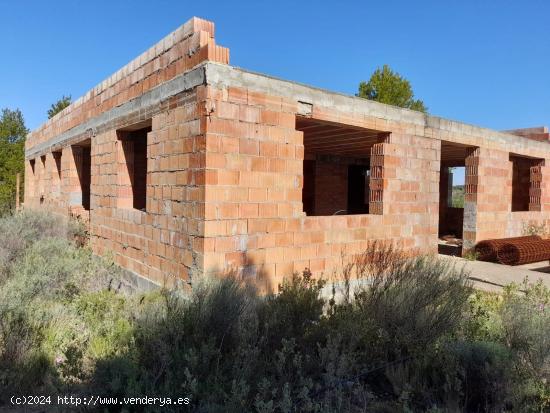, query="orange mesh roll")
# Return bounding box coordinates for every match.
[475,235,541,262]
[498,239,550,265]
